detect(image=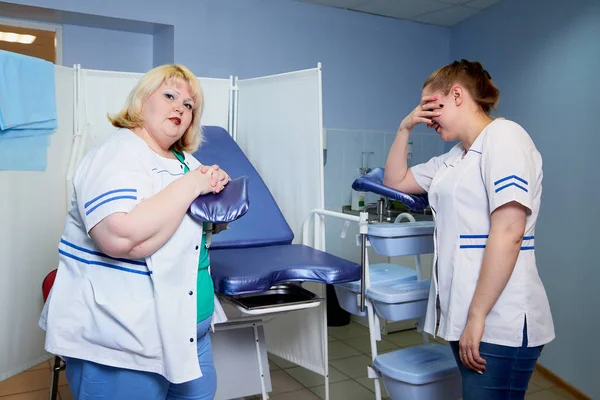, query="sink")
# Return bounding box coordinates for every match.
[341,205,433,223]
